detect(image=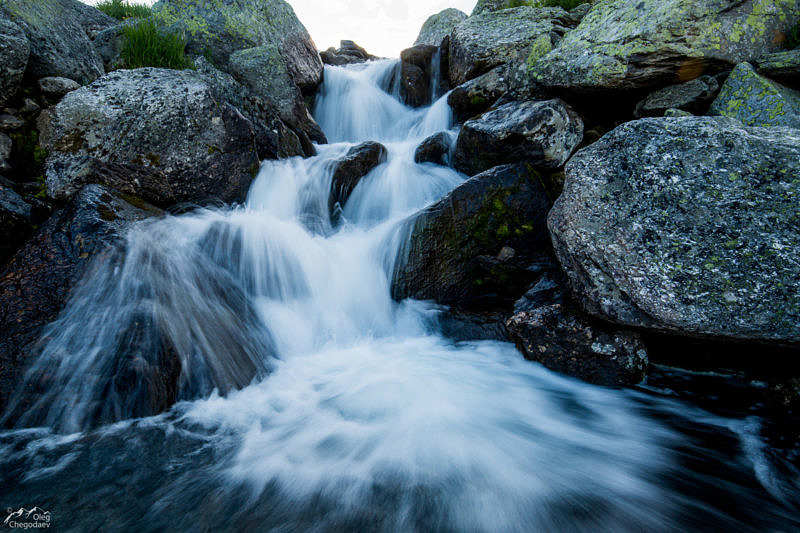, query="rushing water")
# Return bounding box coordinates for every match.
[1,60,798,532]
